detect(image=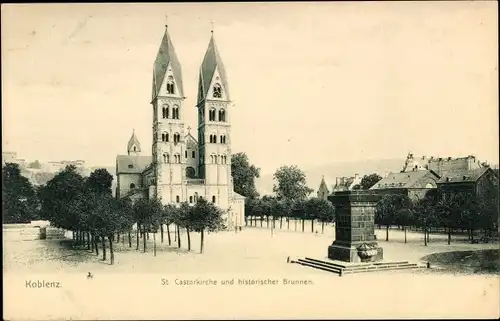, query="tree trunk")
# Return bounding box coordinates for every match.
[427,229,430,243]
[143,228,147,253]
[166,223,172,246]
[385,225,389,241]
[73,231,76,241]
[447,227,451,245]
[260,217,263,227]
[174,225,177,241]
[311,220,314,233]
[302,219,305,232]
[470,229,474,243]
[424,227,428,246]
[200,229,205,254]
[86,232,91,250]
[404,226,407,244]
[101,237,106,261]
[295,219,297,231]
[273,217,276,228]
[153,232,157,257]
[161,224,164,243]
[187,226,191,251]
[136,226,140,250]
[95,236,99,256]
[91,234,95,252]
[177,225,181,248]
[287,218,290,230]
[109,236,114,265]
[322,221,325,234]
[147,232,150,240]
[128,231,132,248]
[267,217,269,228]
